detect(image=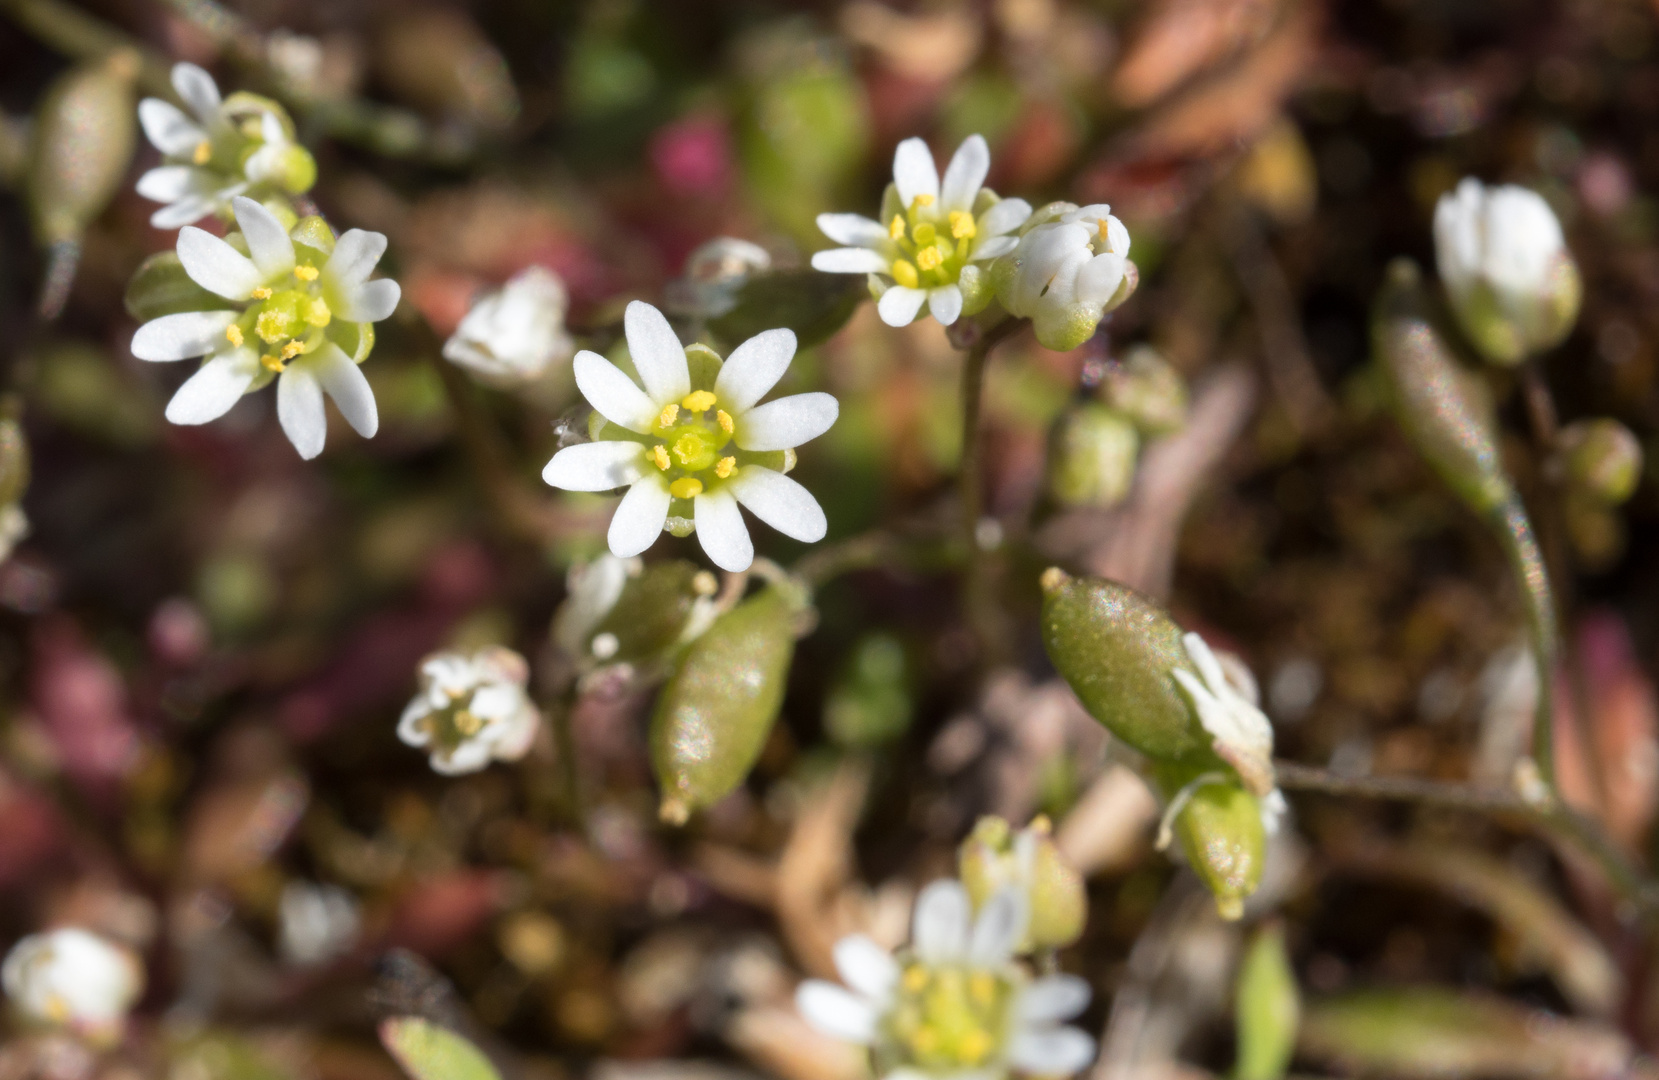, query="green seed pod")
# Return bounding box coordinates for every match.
[1048,403,1139,509]
[824,632,912,748]
[1103,344,1187,436]
[652,586,800,824]
[1559,418,1642,507]
[1166,779,1265,921]
[1372,259,1511,514]
[958,815,1087,951]
[1236,922,1300,1080]
[28,50,138,248]
[590,560,718,664]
